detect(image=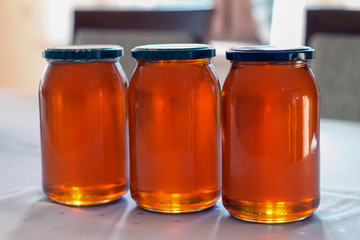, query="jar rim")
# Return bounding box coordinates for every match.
[131,43,215,60]
[43,45,123,60]
[226,46,314,62]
